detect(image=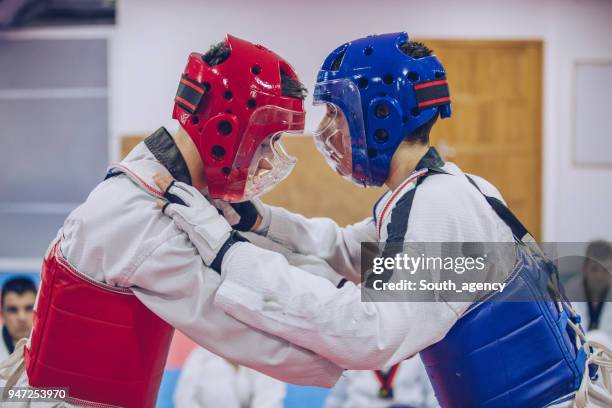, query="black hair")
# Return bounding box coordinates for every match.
[280,67,307,100]
[400,40,437,144]
[330,49,347,71]
[1,277,37,307]
[202,41,232,66]
[399,41,434,59]
[202,41,307,100]
[408,113,439,145]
